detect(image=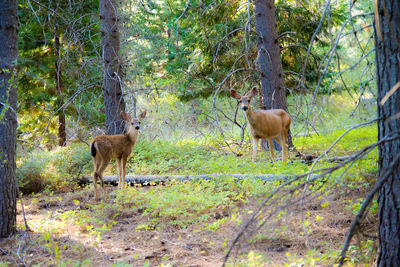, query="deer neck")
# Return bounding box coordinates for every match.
[245,106,257,127]
[126,127,139,144]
